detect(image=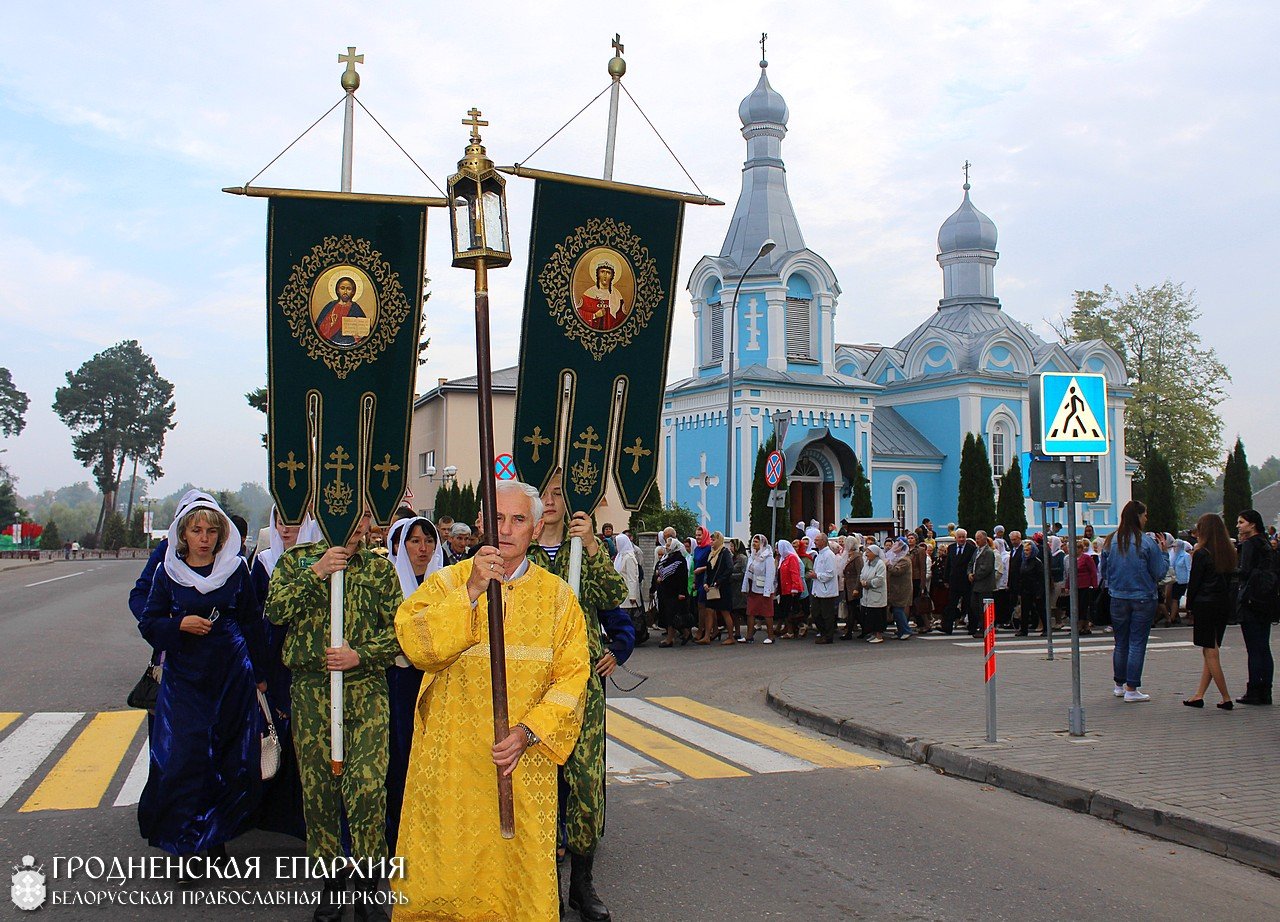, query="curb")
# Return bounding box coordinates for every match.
[766,681,1280,876]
